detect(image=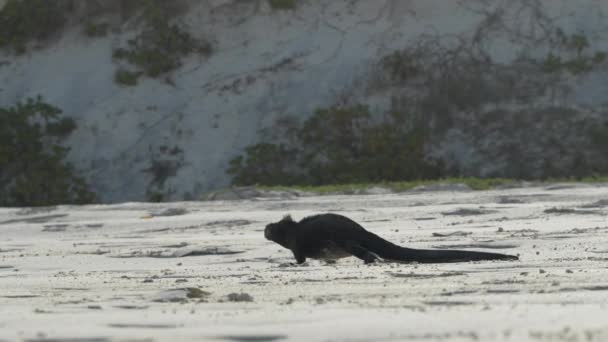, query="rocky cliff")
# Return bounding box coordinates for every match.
[2,0,608,202]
